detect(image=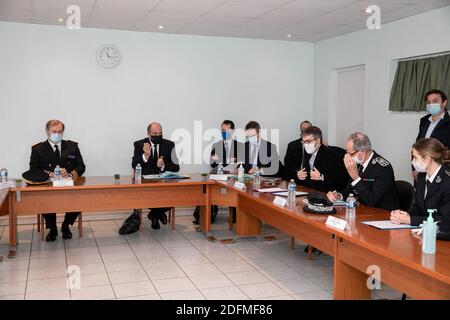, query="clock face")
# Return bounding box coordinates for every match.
[97,45,121,68]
